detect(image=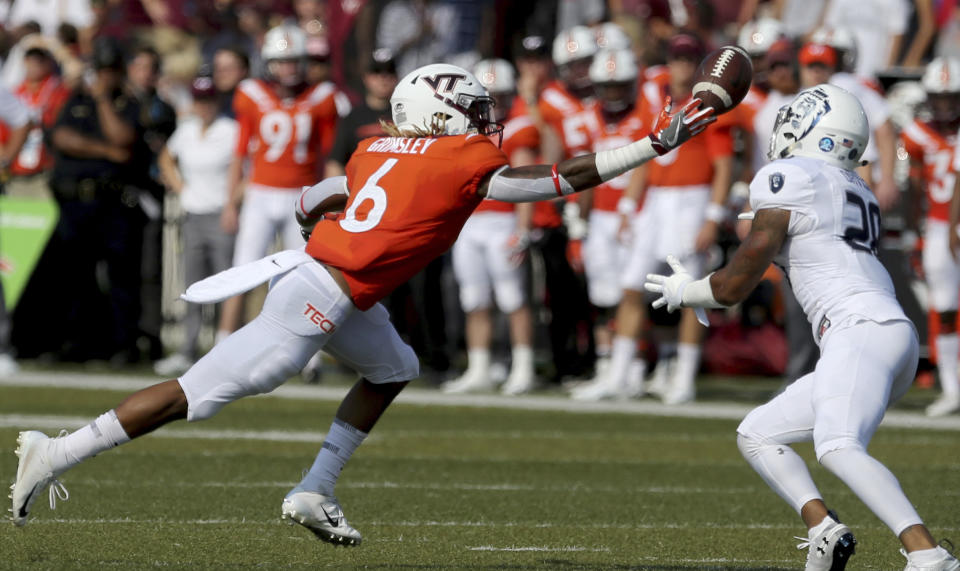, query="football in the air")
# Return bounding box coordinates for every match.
[692,45,753,115]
